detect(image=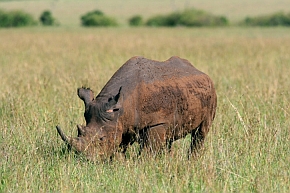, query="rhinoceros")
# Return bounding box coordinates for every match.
[56,56,217,161]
